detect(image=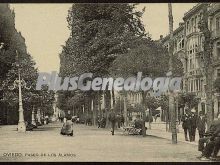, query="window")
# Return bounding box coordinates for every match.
[218,101,220,115]
[217,42,220,59]
[196,79,198,91]
[189,59,192,69]
[198,79,201,91]
[217,69,220,77]
[191,18,194,32]
[187,21,190,34]
[201,103,205,114]
[195,16,197,32]
[201,79,203,91]
[216,17,220,30]
[182,39,184,48]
